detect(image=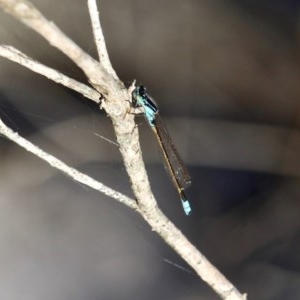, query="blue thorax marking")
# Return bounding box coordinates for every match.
[132,86,158,127]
